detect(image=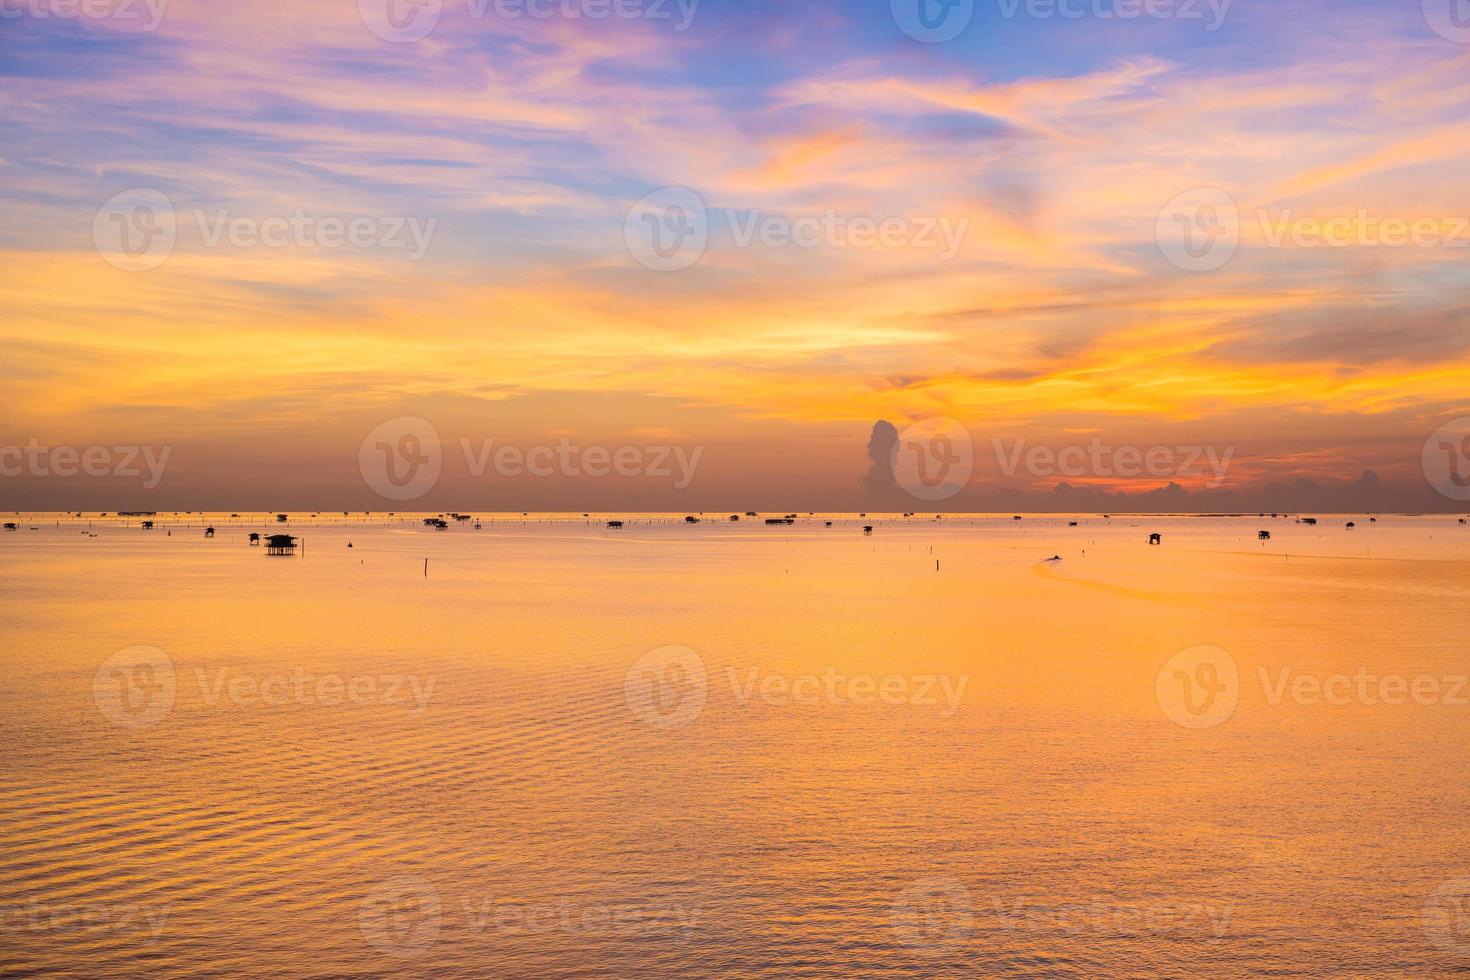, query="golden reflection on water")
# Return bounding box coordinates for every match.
[2,513,1469,976]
